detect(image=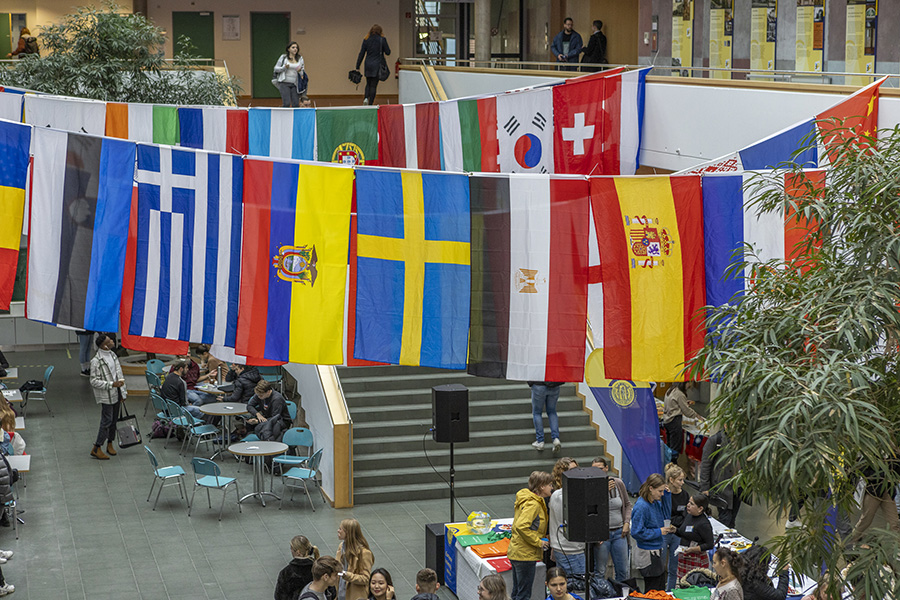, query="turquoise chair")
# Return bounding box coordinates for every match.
[256,365,284,393]
[271,427,313,490]
[285,400,297,424]
[280,448,323,511]
[163,399,195,449]
[188,458,240,520]
[148,392,172,441]
[145,359,166,376]
[143,371,163,416]
[144,446,186,510]
[174,404,218,456]
[22,365,54,417]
